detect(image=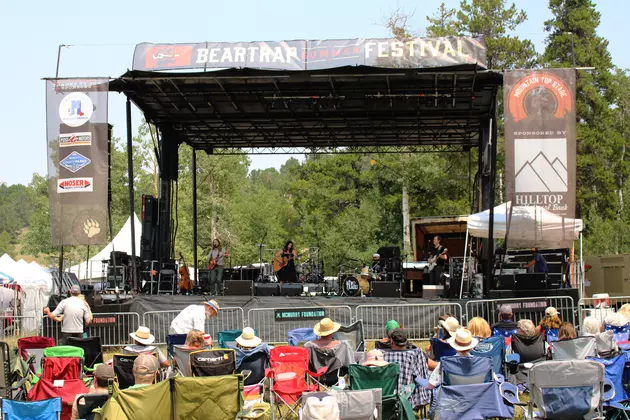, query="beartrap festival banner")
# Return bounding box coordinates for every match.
[132,37,486,71]
[504,69,577,220]
[46,79,109,246]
